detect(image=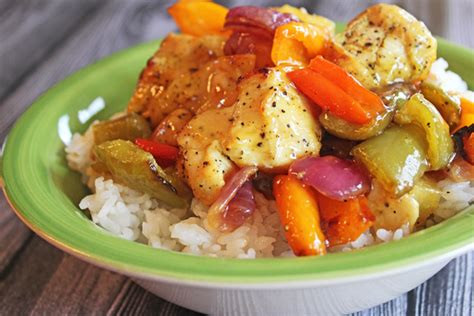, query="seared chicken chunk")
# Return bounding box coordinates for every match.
[128,34,224,122]
[222,68,322,171]
[127,33,255,127]
[178,68,322,204]
[325,4,437,89]
[152,108,193,146]
[177,107,237,205]
[368,181,419,231]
